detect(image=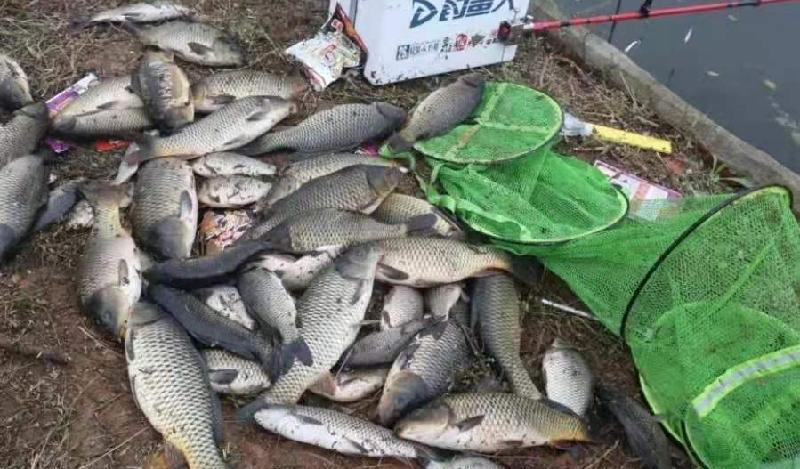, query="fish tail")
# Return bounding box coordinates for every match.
[236,395,275,422]
[509,255,543,287]
[123,134,156,165]
[79,181,131,208]
[405,213,439,237]
[267,336,313,382]
[385,132,412,153]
